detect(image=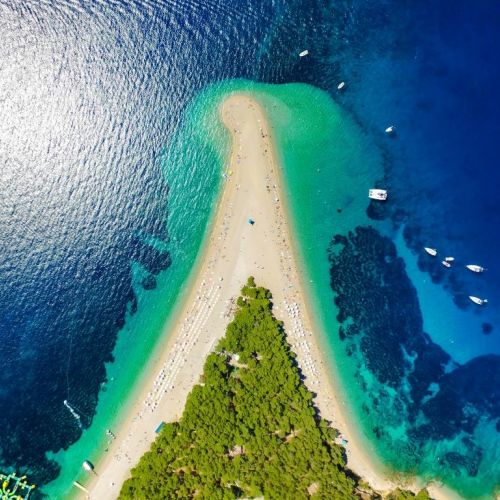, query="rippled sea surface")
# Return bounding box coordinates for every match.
[0,1,498,498]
